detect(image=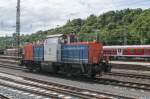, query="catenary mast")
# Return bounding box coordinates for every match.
[16,0,20,58]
